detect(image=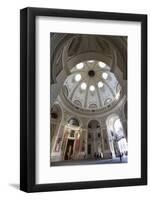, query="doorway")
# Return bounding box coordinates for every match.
[64,139,74,160]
